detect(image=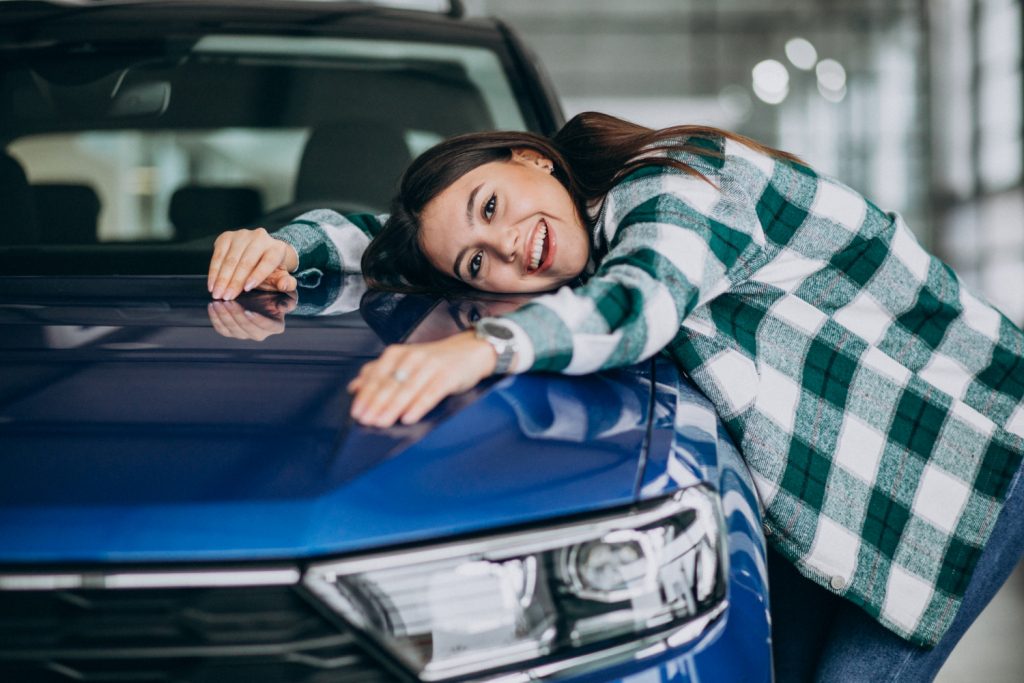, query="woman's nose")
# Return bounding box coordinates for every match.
[496,224,519,263]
